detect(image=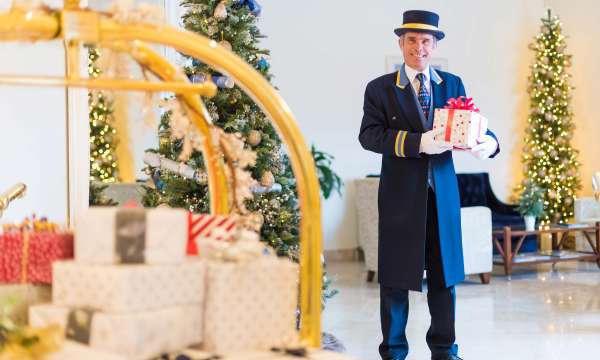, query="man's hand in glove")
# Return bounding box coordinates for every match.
[469,134,498,159]
[419,128,453,155]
